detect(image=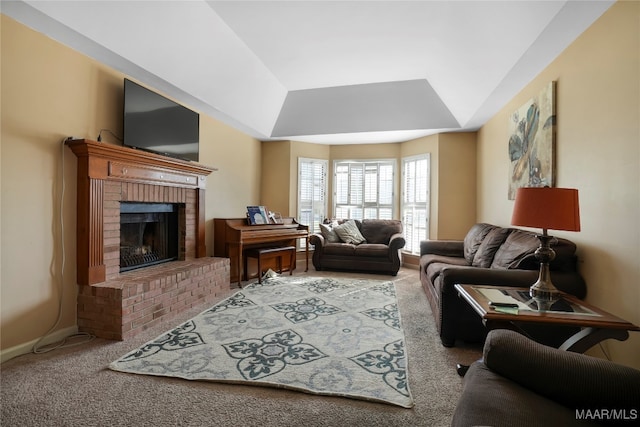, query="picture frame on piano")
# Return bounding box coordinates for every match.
[247,206,269,225]
[269,211,283,224]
